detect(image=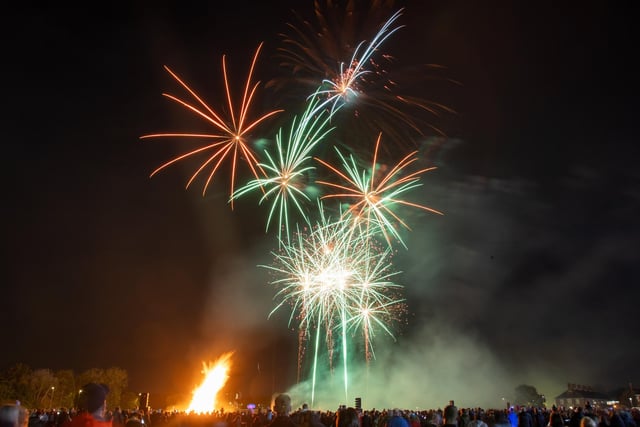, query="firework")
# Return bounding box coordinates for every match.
[262,202,404,404]
[232,96,336,244]
[344,241,406,362]
[141,42,283,208]
[315,132,443,248]
[142,1,449,408]
[269,2,456,155]
[309,9,404,116]
[268,0,402,101]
